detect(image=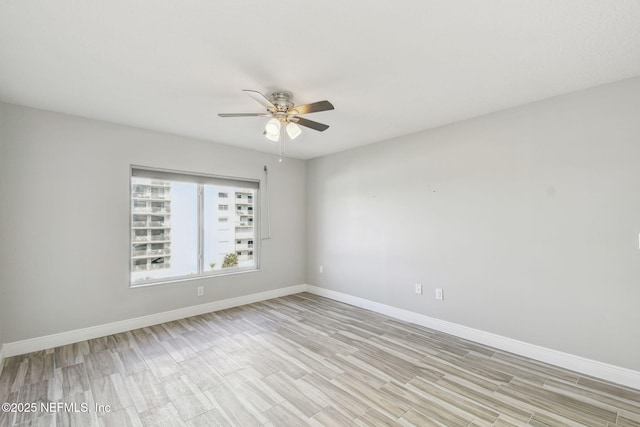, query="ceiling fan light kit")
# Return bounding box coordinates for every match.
[265,118,281,136]
[264,132,279,142]
[218,89,334,158]
[286,122,302,139]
